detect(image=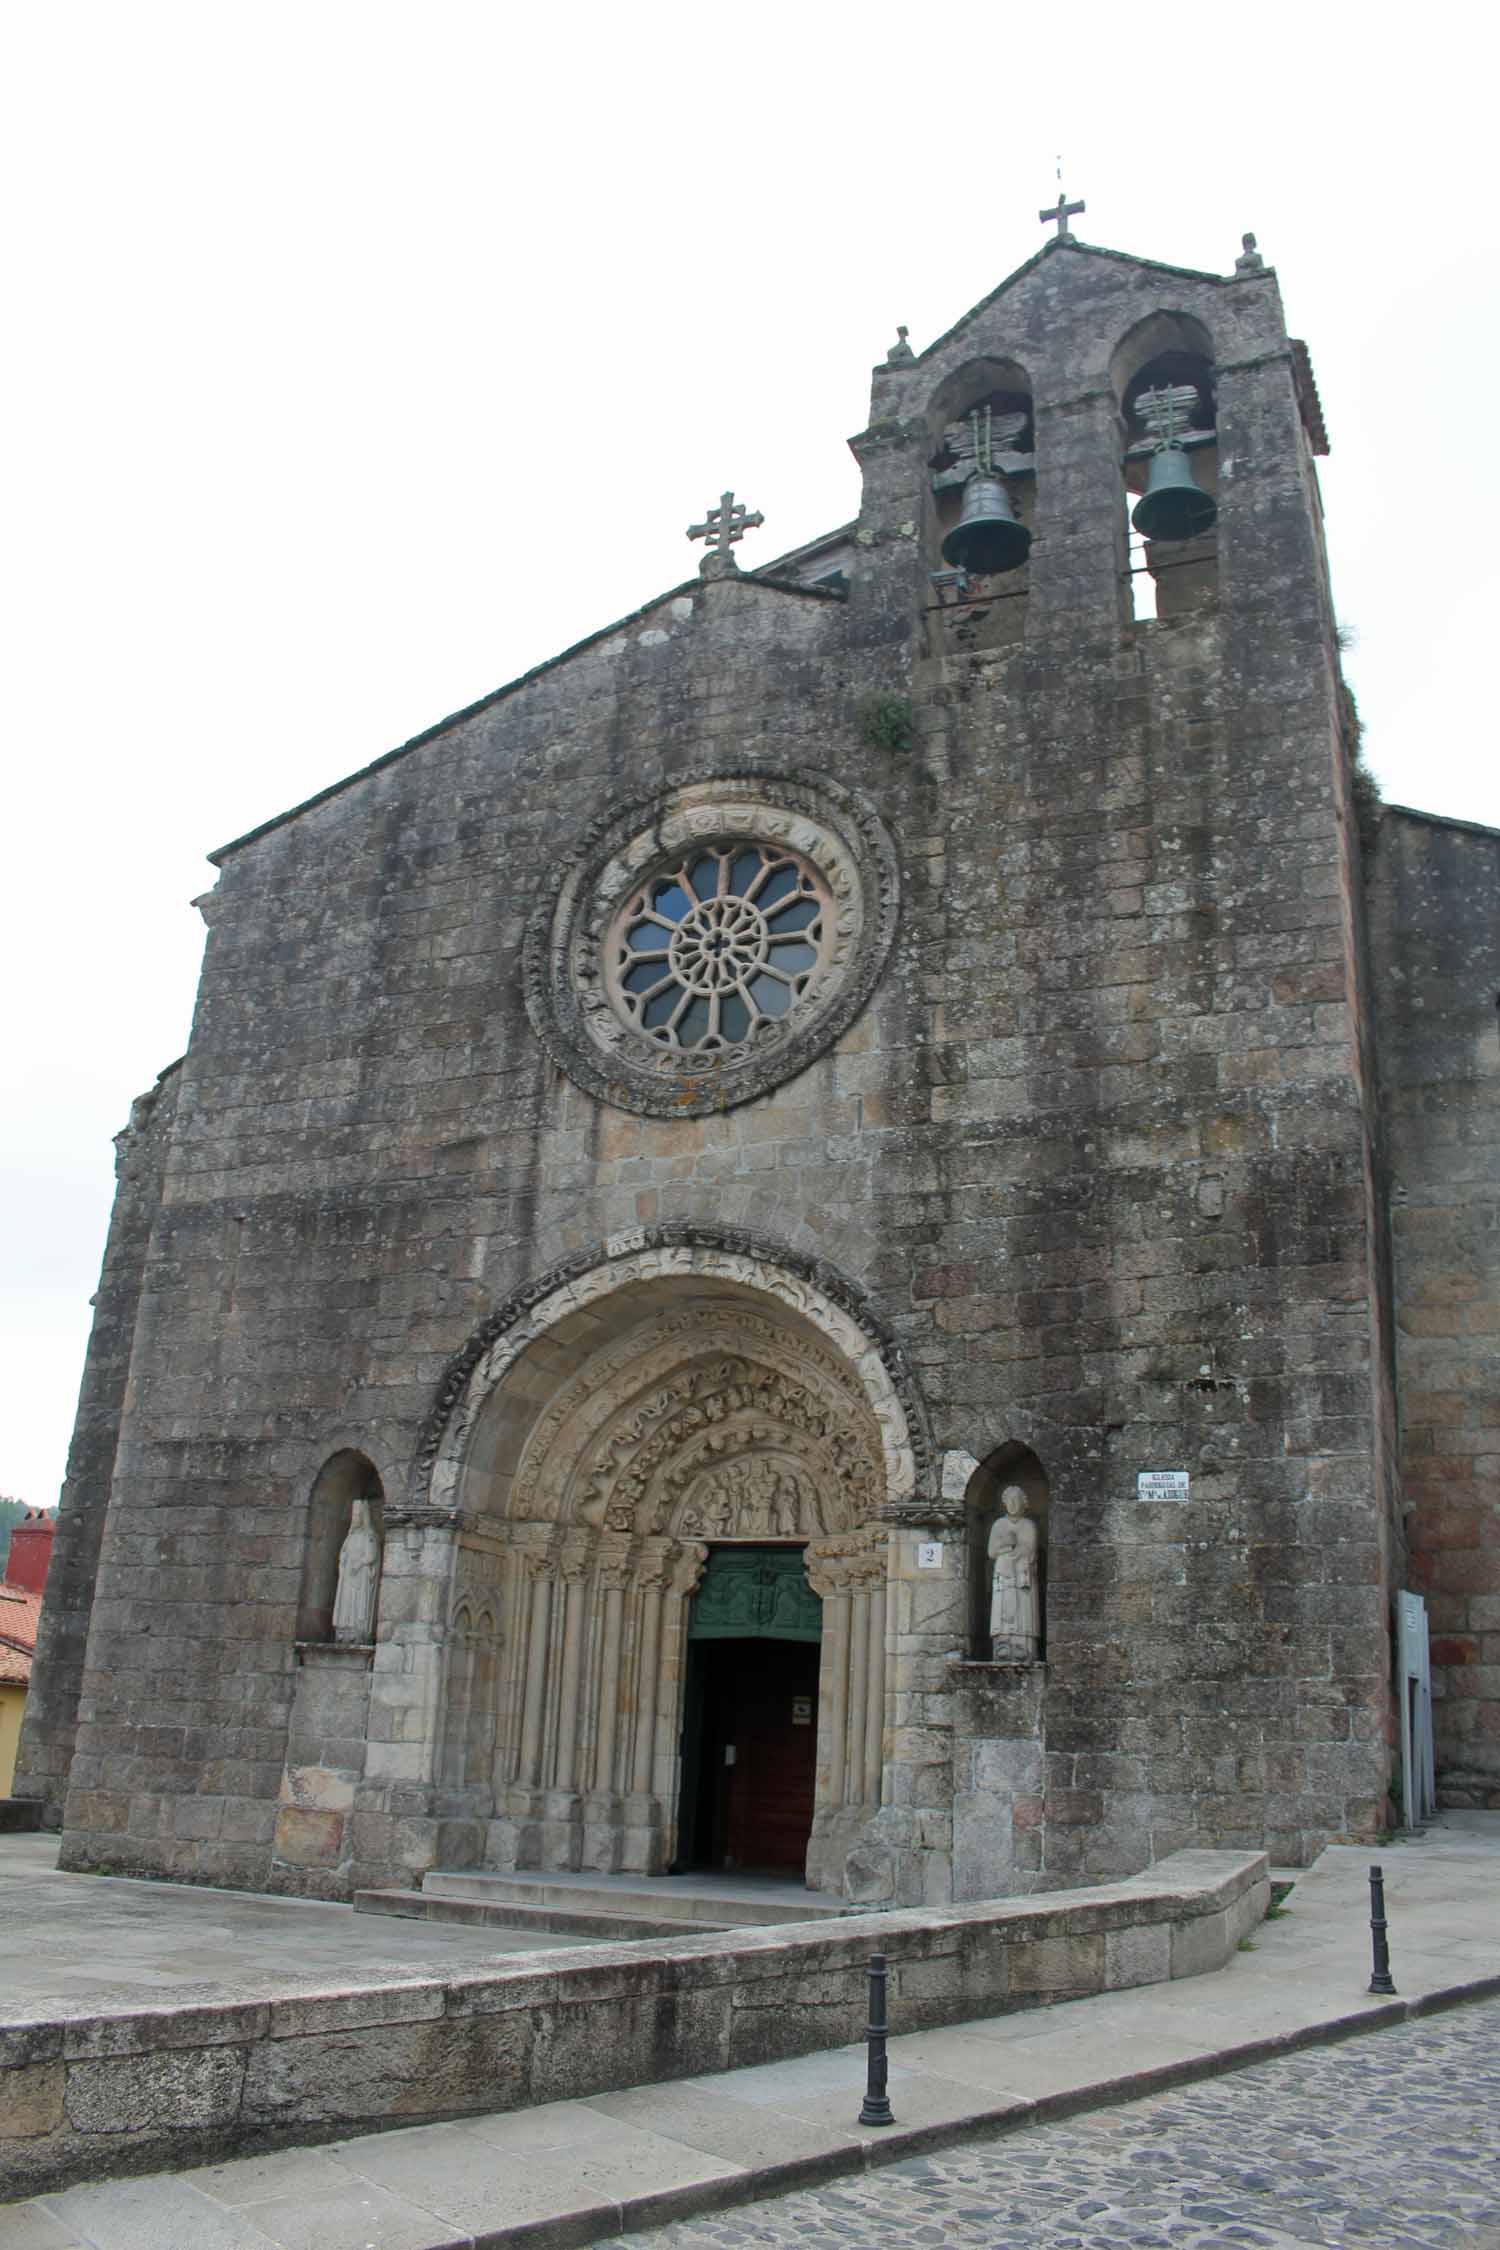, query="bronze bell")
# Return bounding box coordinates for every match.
[941,471,1032,575]
[1132,444,1217,543]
